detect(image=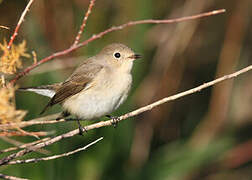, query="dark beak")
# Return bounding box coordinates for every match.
[128,54,142,60]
